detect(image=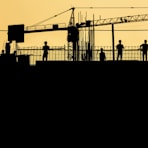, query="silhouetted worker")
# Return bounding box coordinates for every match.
[99,48,106,61]
[42,41,50,61]
[116,40,124,61]
[5,41,11,55]
[1,50,5,55]
[13,50,17,56]
[140,40,148,61]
